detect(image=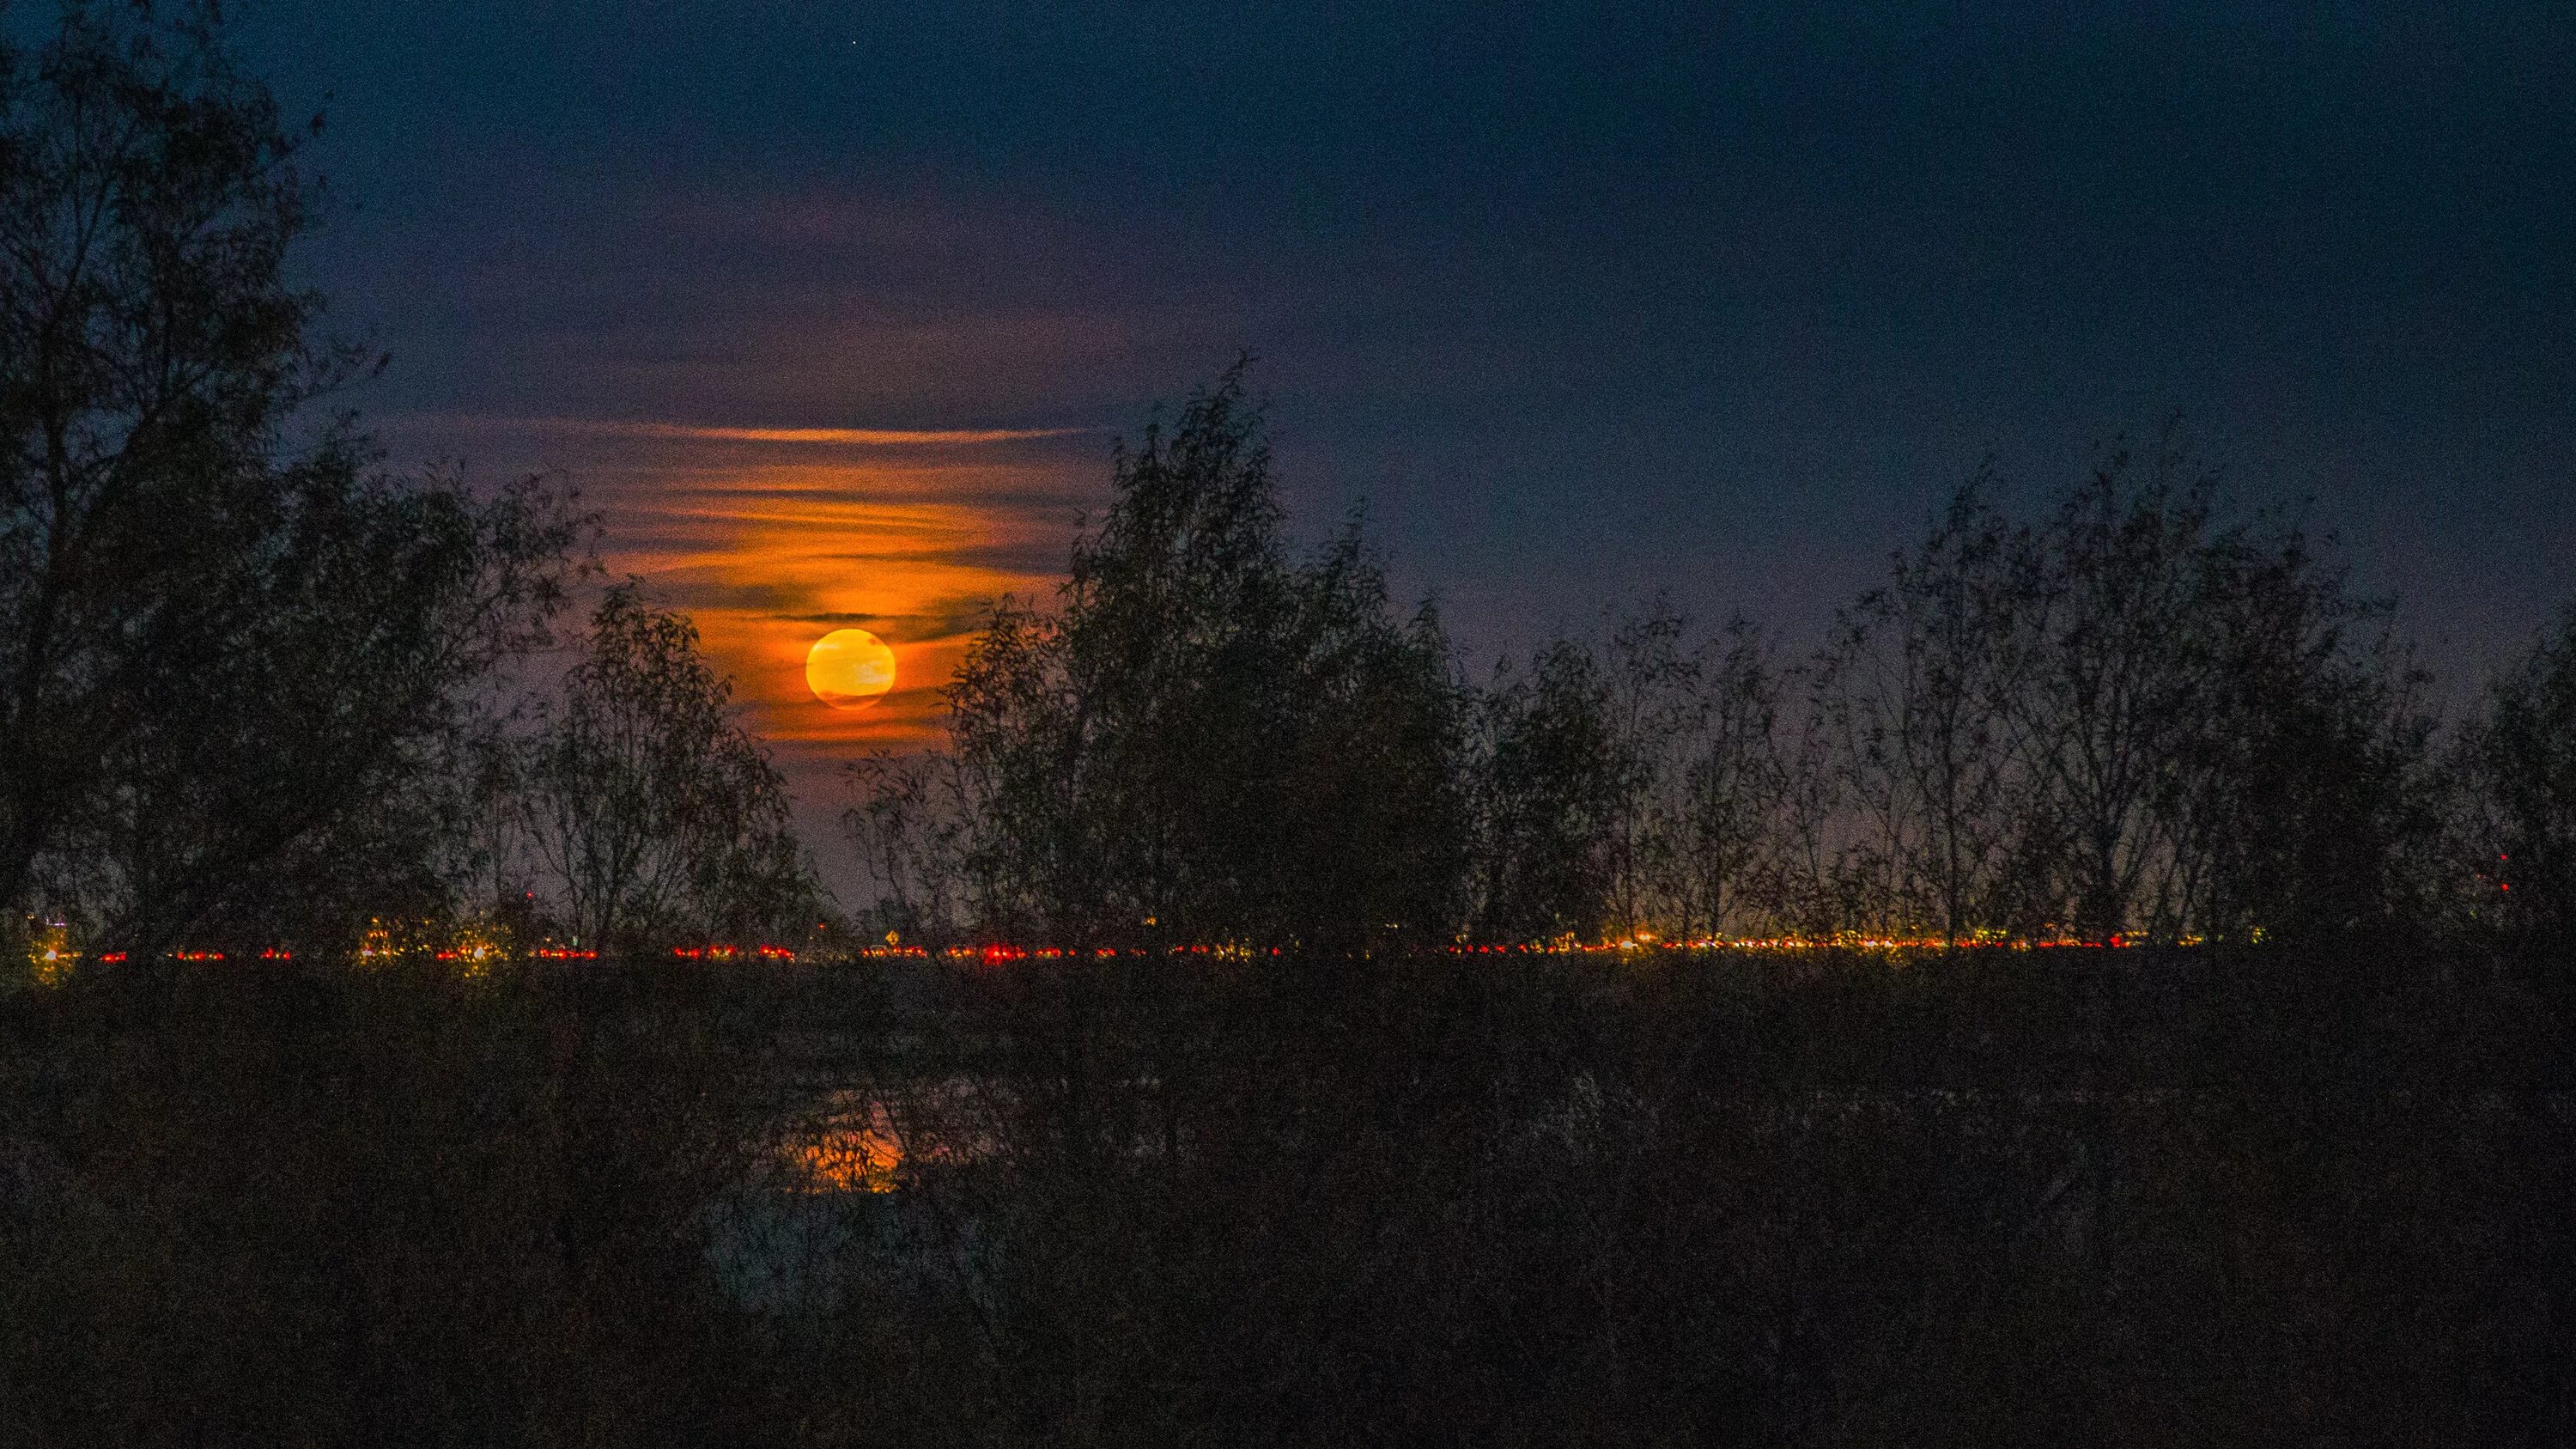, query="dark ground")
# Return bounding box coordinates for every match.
[3,947,2568,1446]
